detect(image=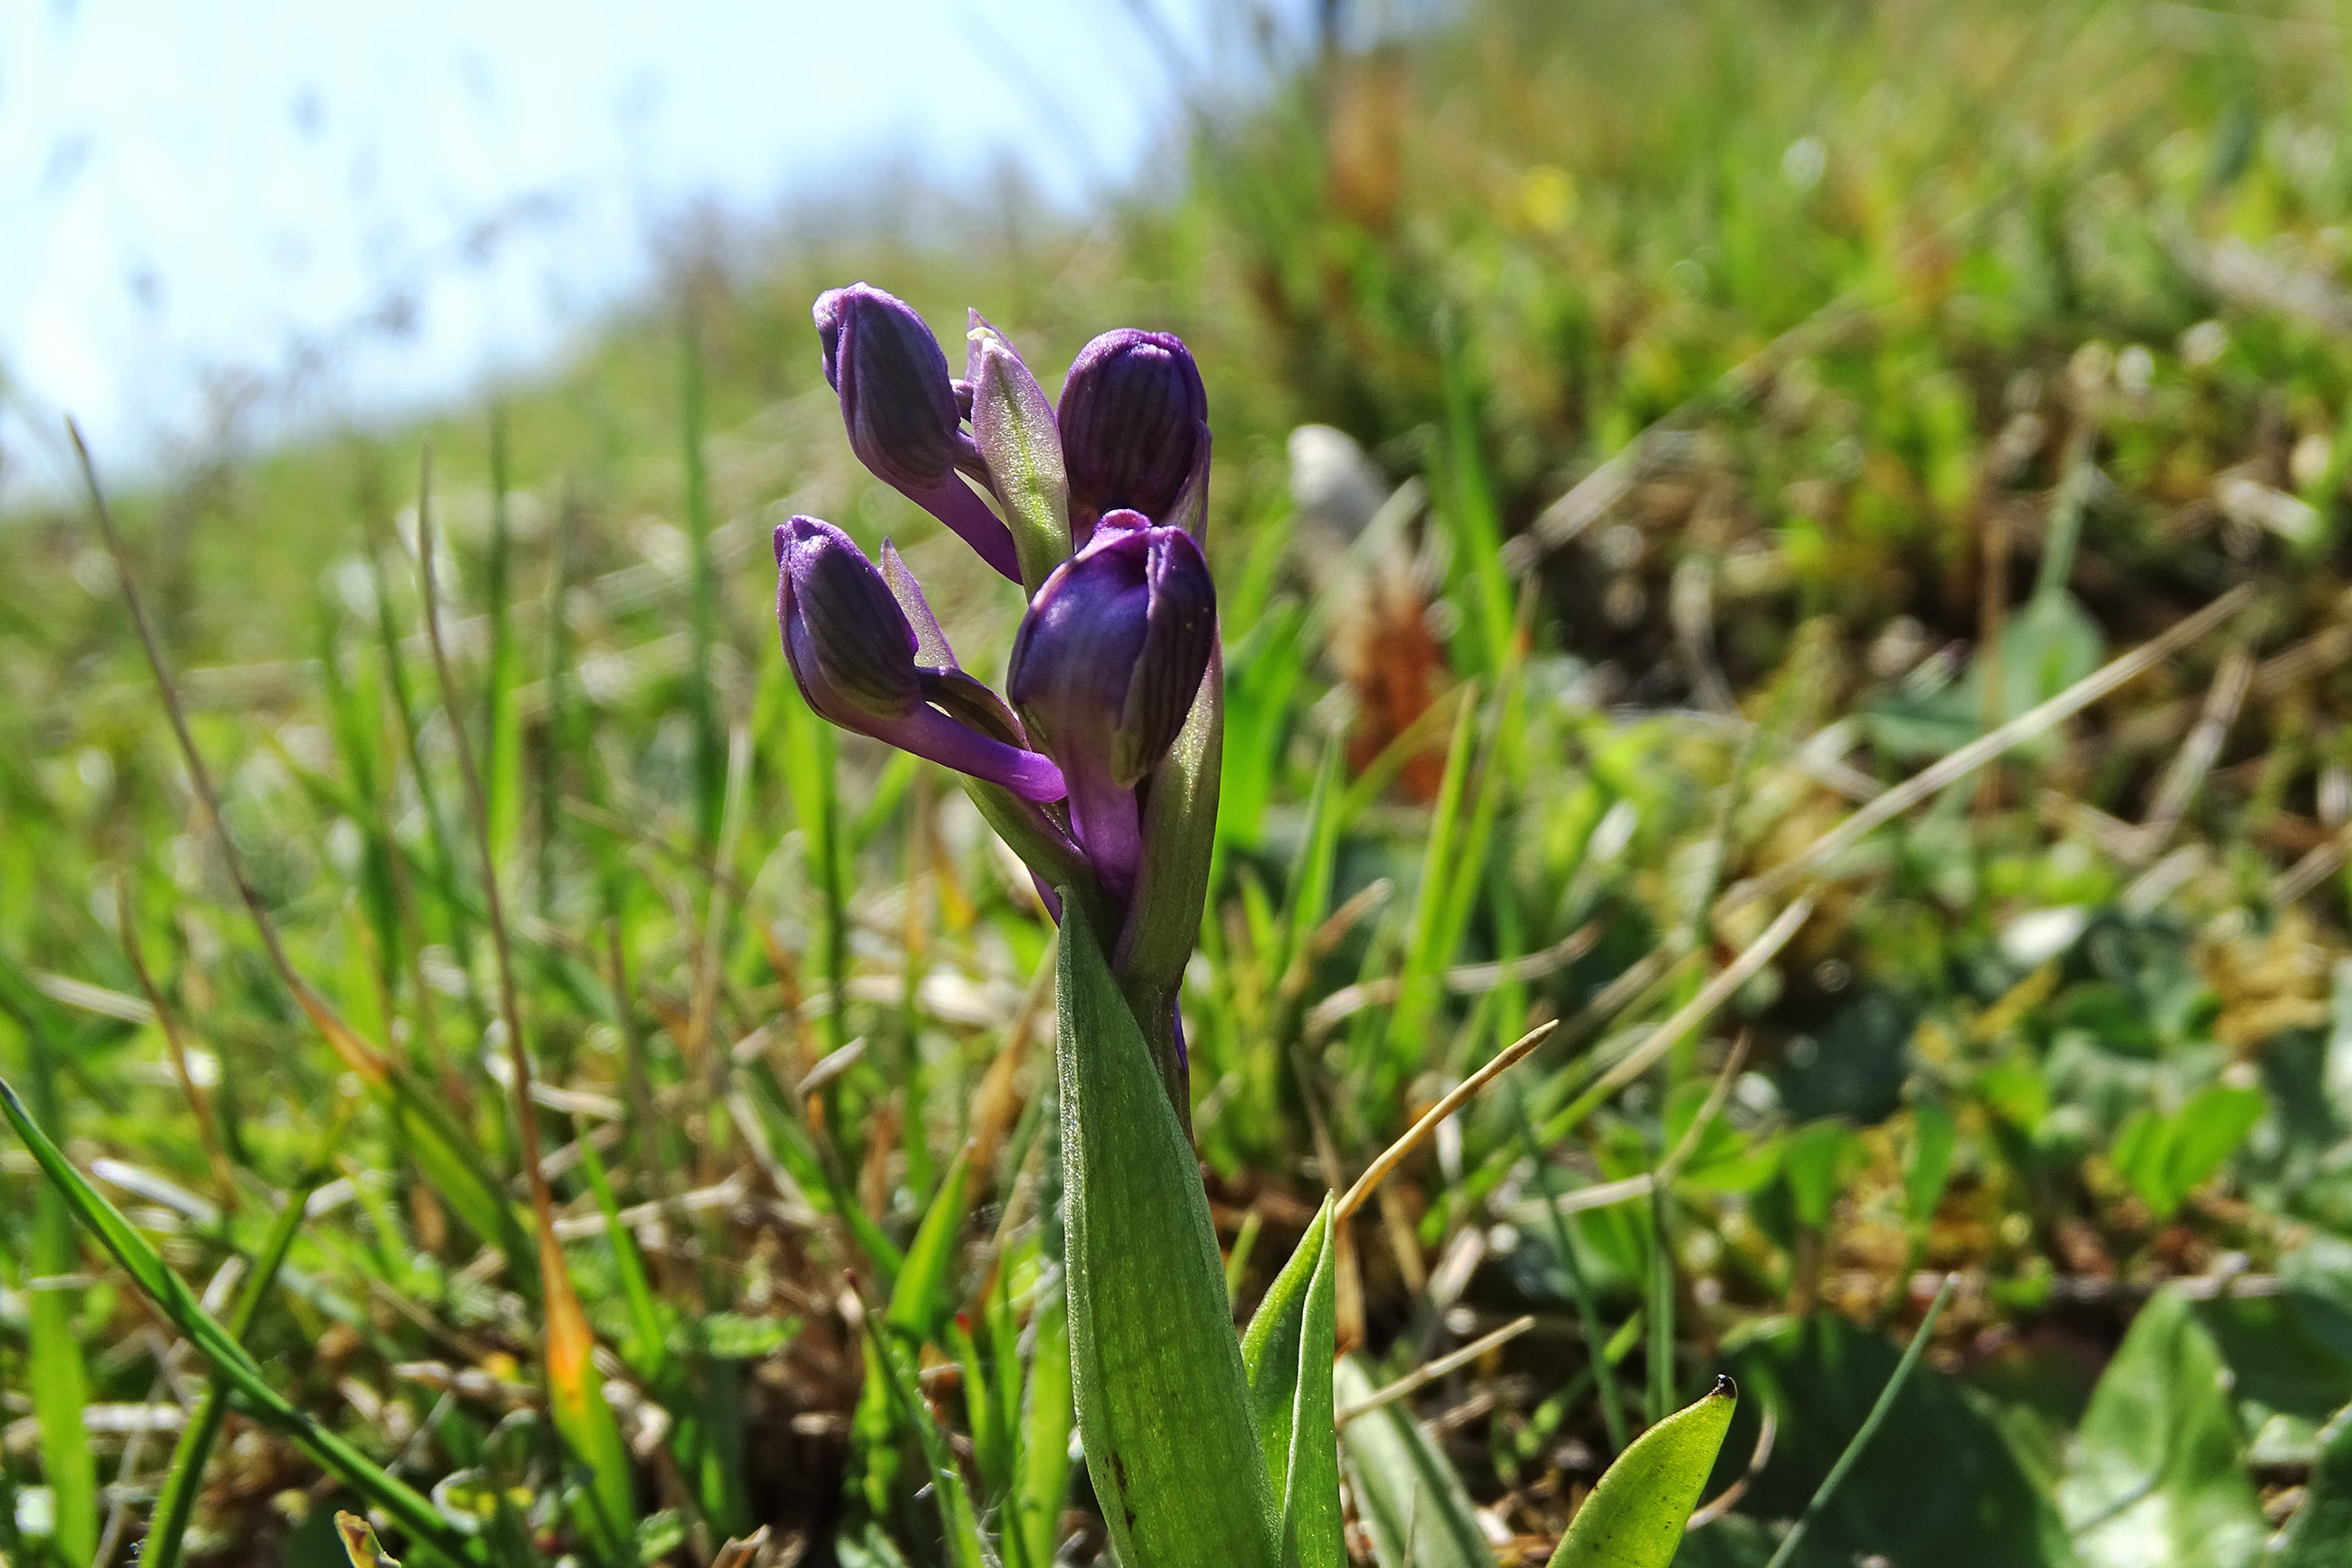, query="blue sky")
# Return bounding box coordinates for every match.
[0,0,1240,496]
